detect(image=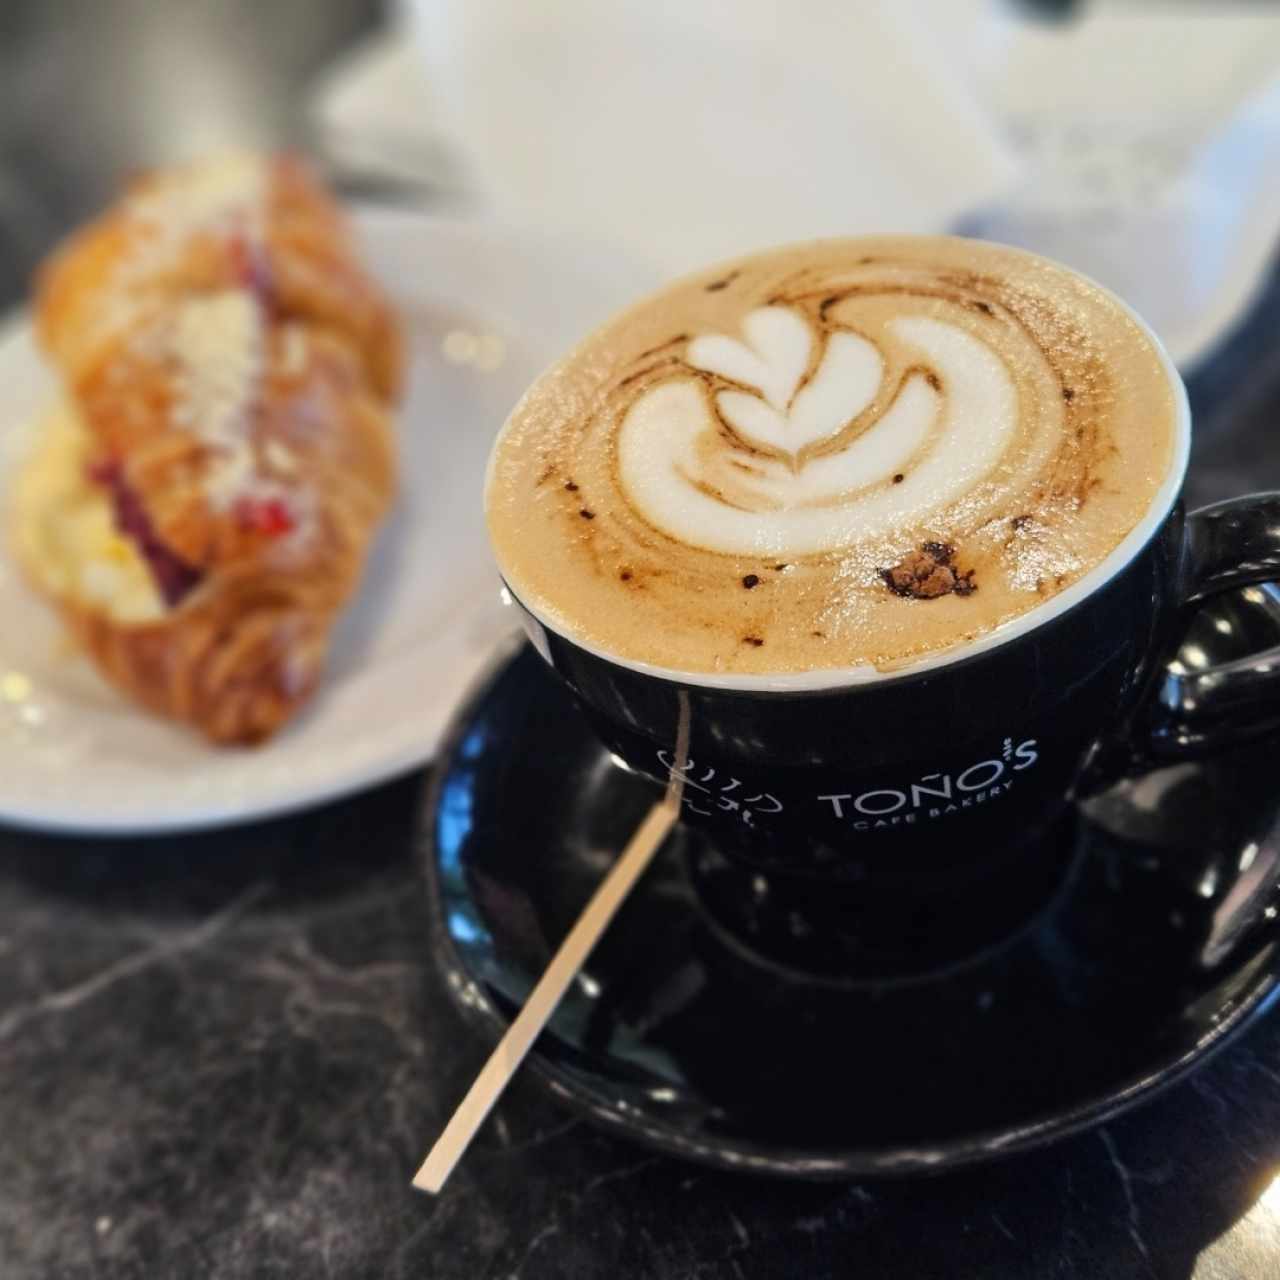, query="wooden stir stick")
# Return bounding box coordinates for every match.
[413,696,690,1194]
